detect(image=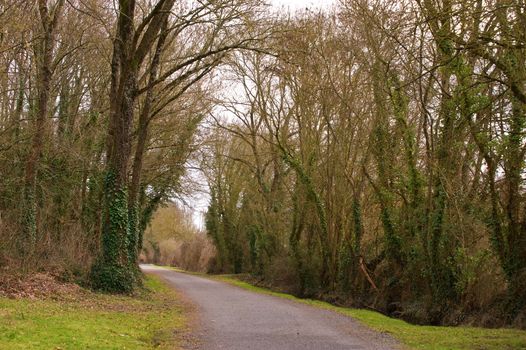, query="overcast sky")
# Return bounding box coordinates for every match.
[270,0,337,10]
